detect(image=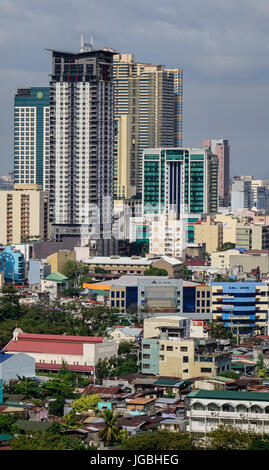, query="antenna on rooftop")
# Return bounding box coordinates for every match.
[80,33,95,52]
